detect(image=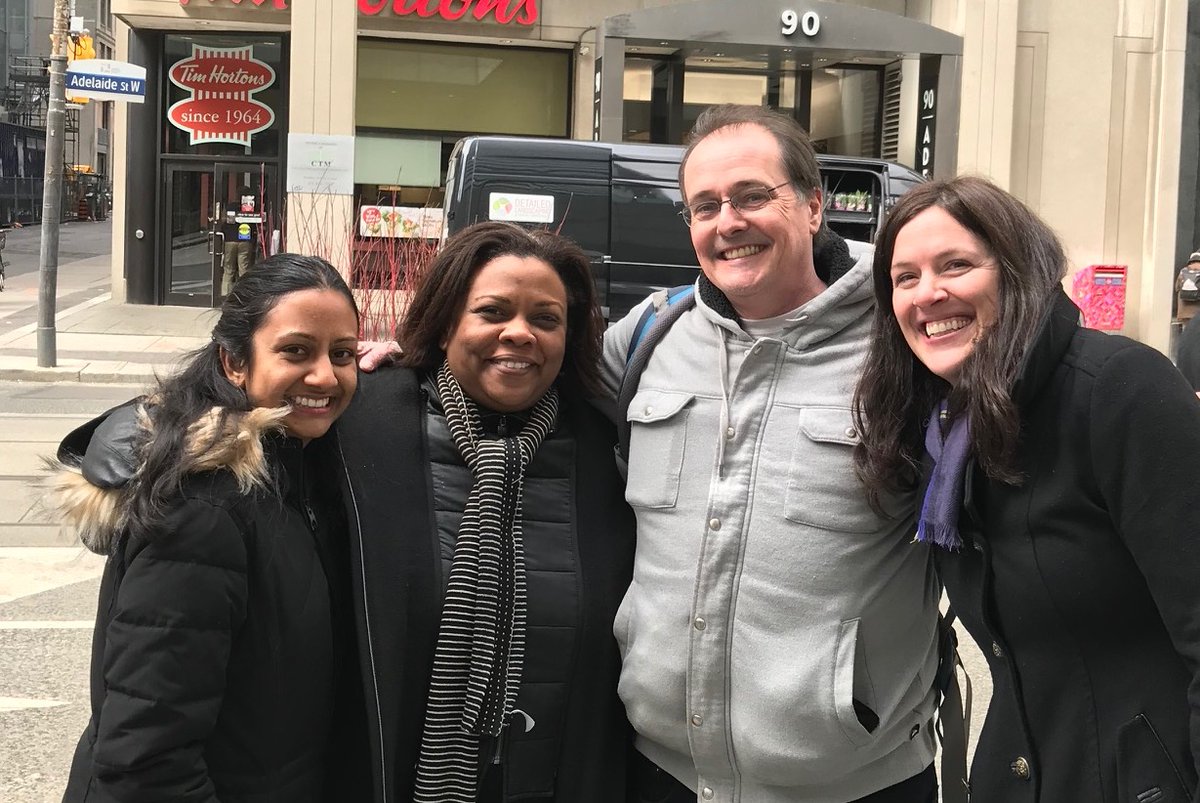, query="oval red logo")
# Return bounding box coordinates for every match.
[169,56,275,93]
[362,207,382,225]
[167,97,275,143]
